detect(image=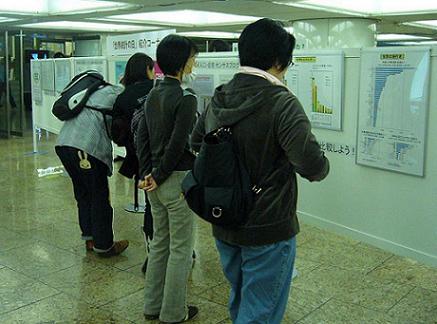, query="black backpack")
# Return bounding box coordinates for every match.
[52,70,109,121]
[111,94,147,147]
[131,104,145,150]
[182,126,257,228]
